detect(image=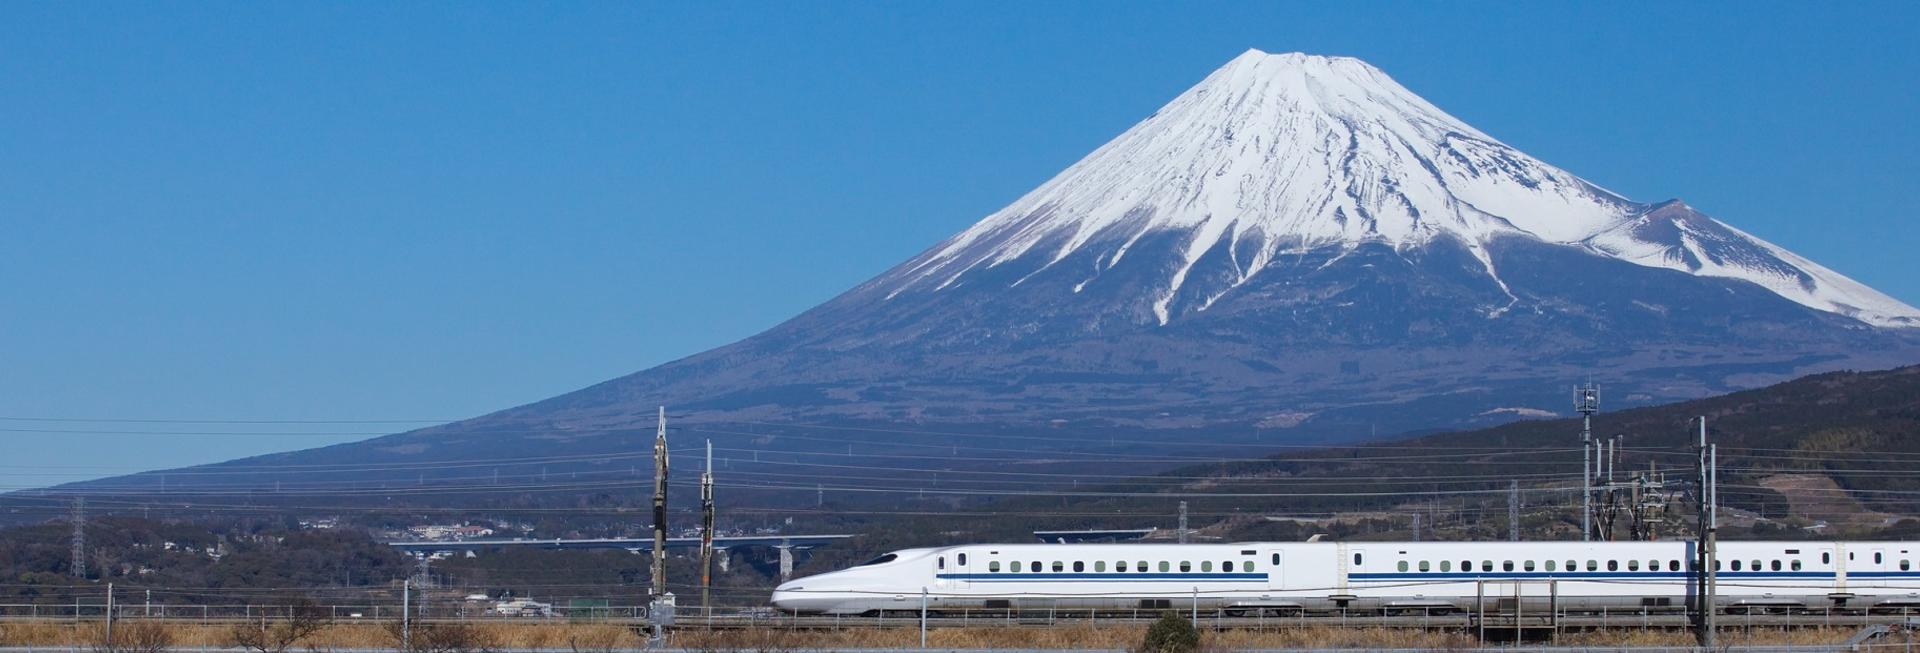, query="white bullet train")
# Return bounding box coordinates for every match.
[771,541,1920,615]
